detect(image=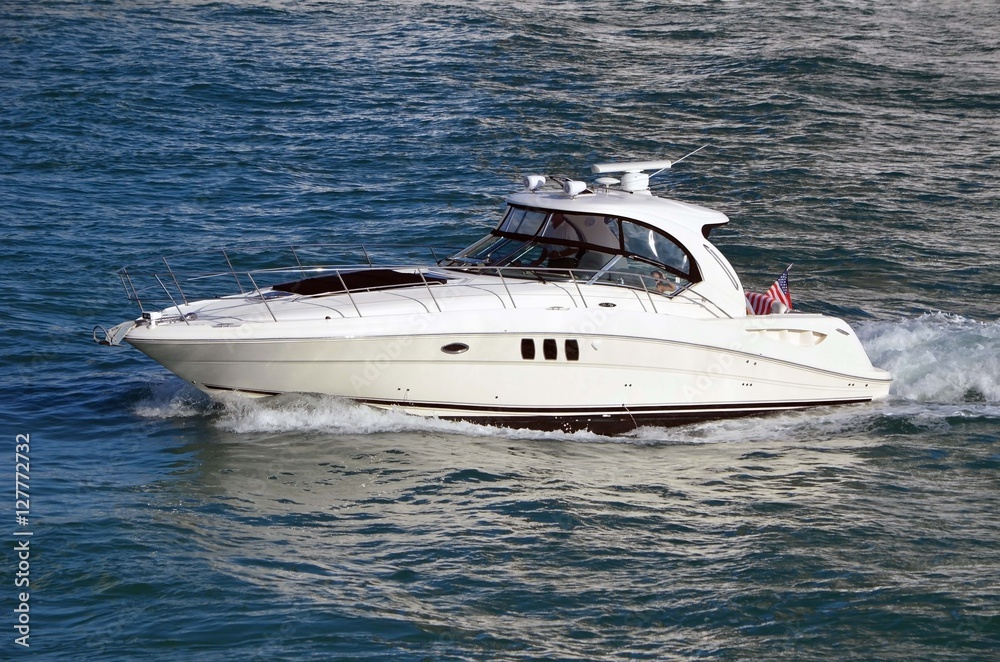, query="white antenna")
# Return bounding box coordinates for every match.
[671,144,708,166]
